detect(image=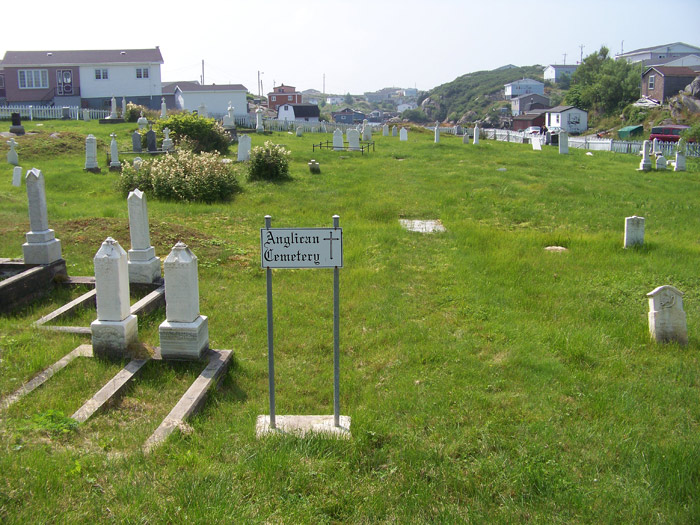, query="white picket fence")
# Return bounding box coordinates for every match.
[0,105,110,121]
[262,119,358,134]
